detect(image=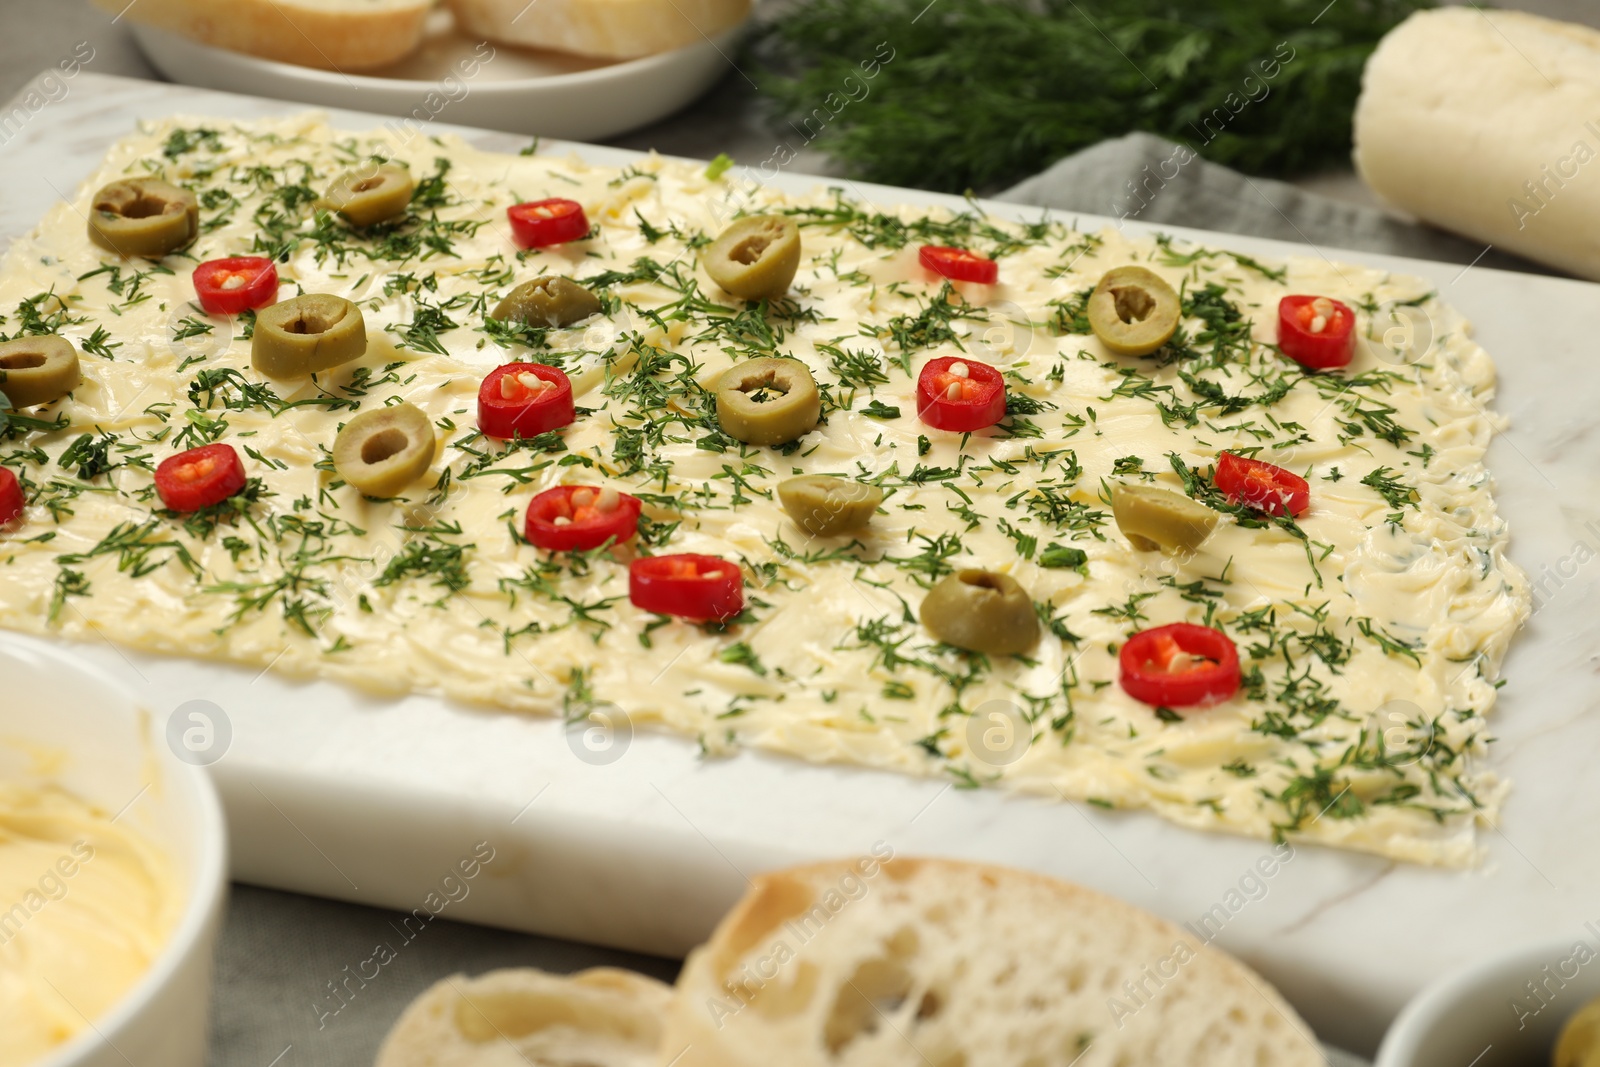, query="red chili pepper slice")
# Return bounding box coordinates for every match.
[192,256,279,315]
[1119,622,1241,709]
[525,485,642,552]
[478,363,575,440]
[1214,451,1310,518]
[918,245,998,284]
[629,554,744,621]
[507,199,590,248]
[155,444,247,513]
[0,467,23,525]
[1277,295,1356,370]
[916,356,1007,432]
